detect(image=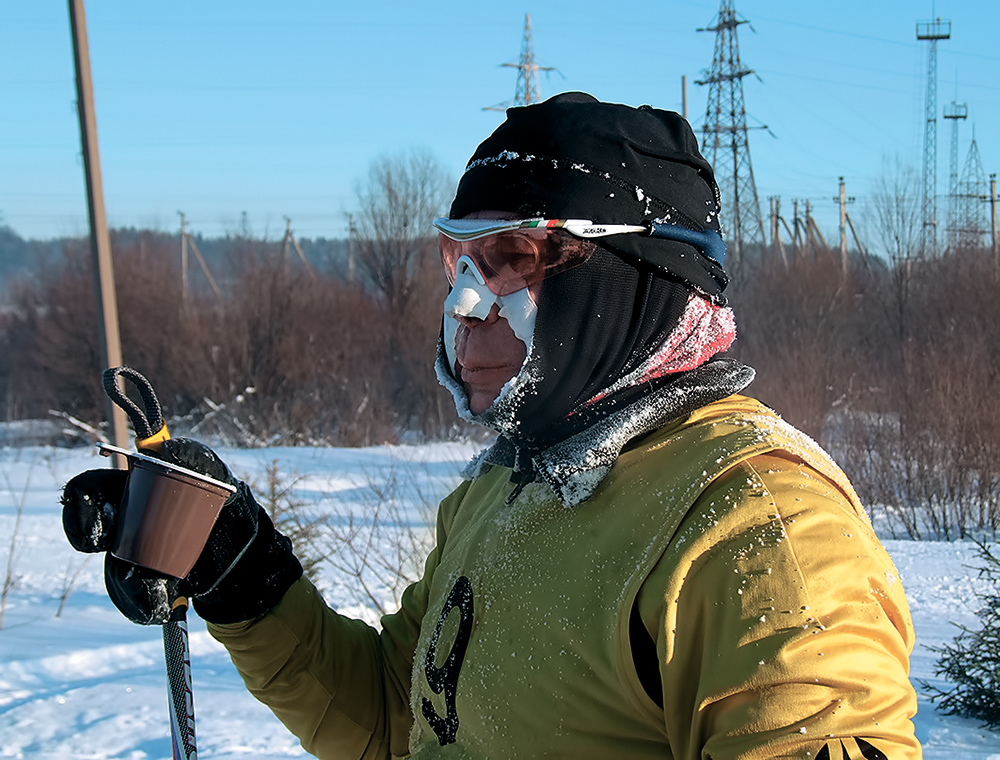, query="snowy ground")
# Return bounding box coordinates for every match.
[1,443,998,759]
